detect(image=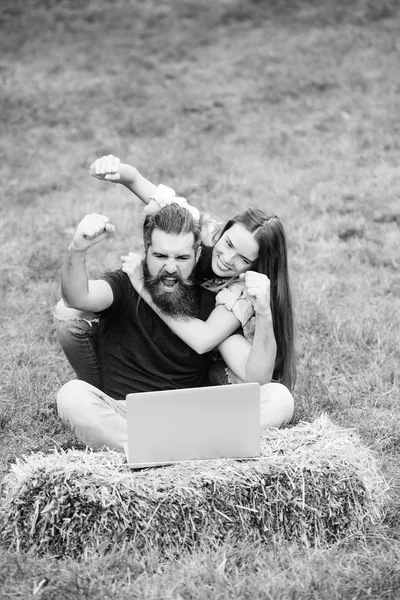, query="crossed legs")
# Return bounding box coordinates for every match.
[54,300,294,453]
